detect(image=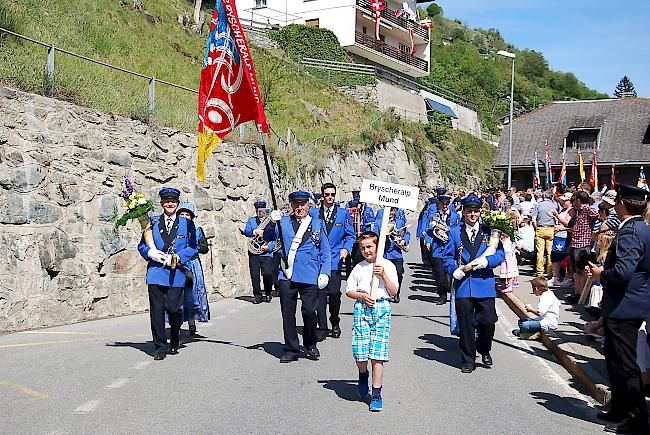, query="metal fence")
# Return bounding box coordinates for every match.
[300,57,376,75]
